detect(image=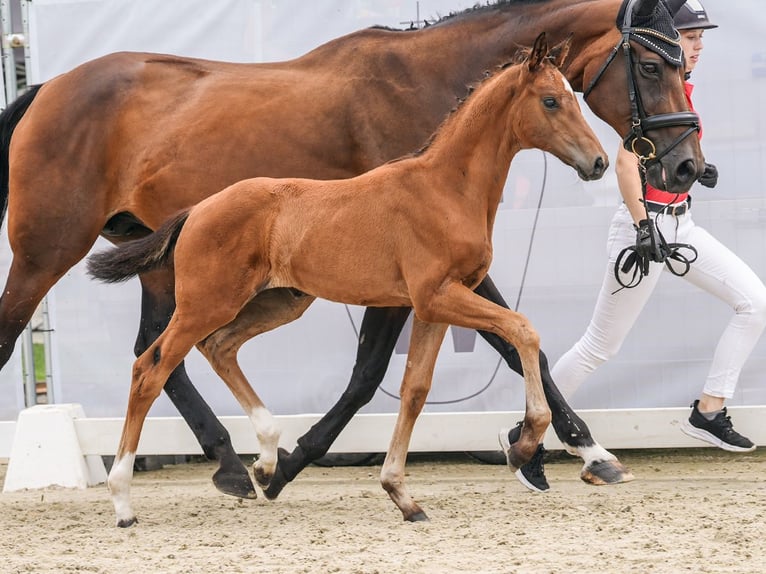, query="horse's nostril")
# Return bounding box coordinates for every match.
[676,159,697,183]
[594,156,606,176]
